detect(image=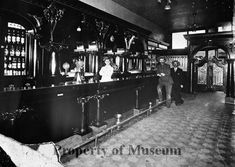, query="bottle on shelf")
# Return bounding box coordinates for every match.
[4,45,9,56]
[9,45,15,57]
[22,58,25,69]
[4,69,7,76]
[7,29,11,43]
[4,56,7,62]
[21,46,25,57]
[15,46,20,56]
[12,29,16,44]
[12,57,17,69]
[4,62,7,69]
[21,32,25,44]
[8,63,12,69]
[17,58,21,68]
[22,70,26,75]
[4,25,27,76]
[16,30,21,44]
